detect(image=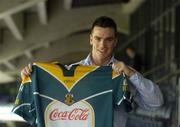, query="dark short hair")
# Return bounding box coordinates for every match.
[91,16,117,35]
